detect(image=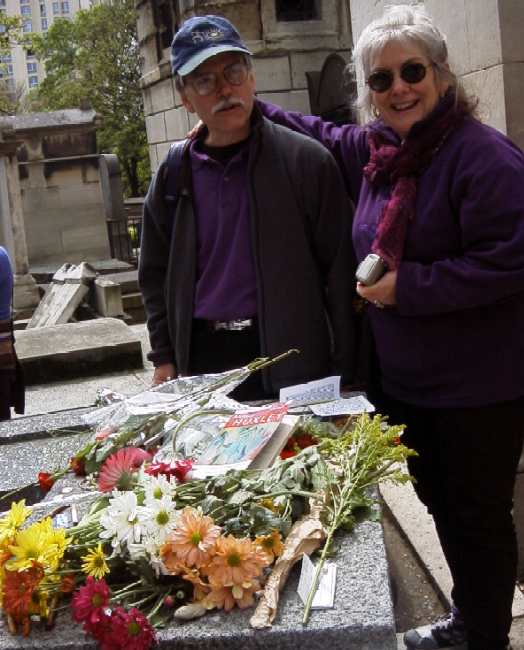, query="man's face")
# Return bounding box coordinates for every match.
[180,52,256,146]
